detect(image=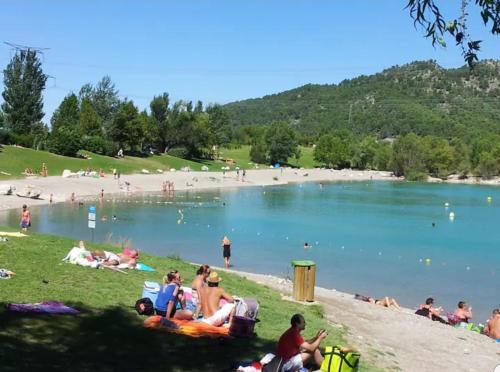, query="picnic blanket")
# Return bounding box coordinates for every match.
[7,301,80,315]
[144,316,230,338]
